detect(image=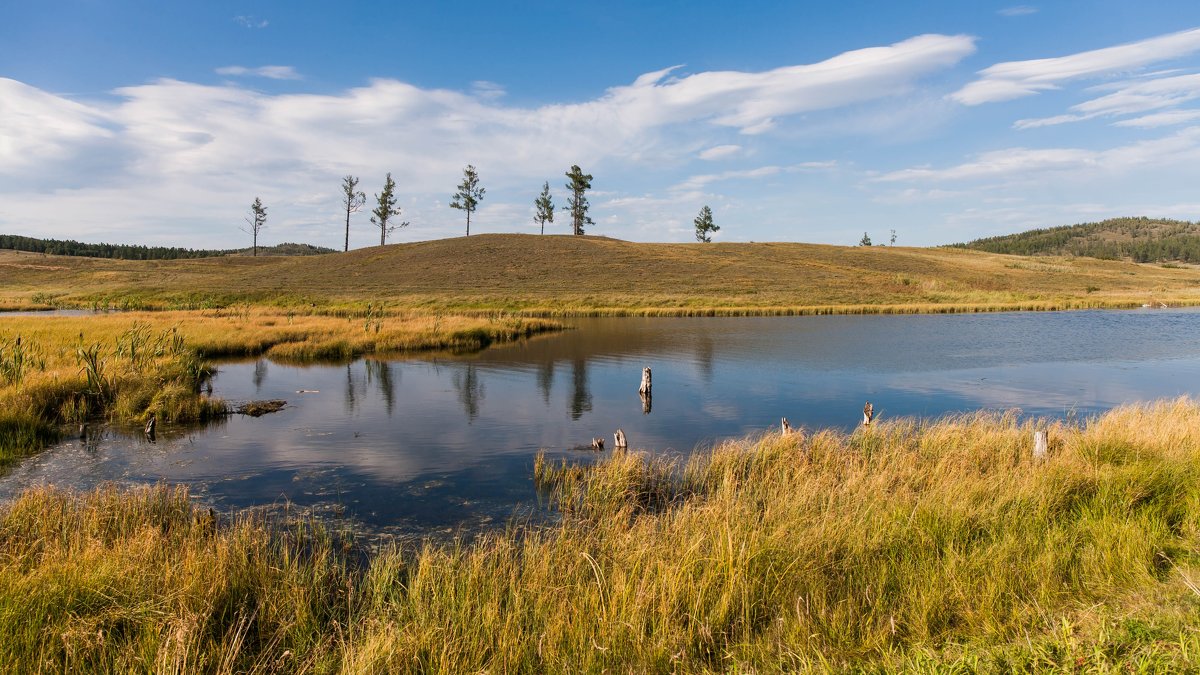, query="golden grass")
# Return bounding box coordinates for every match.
[3,399,1200,671]
[4,234,1200,314]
